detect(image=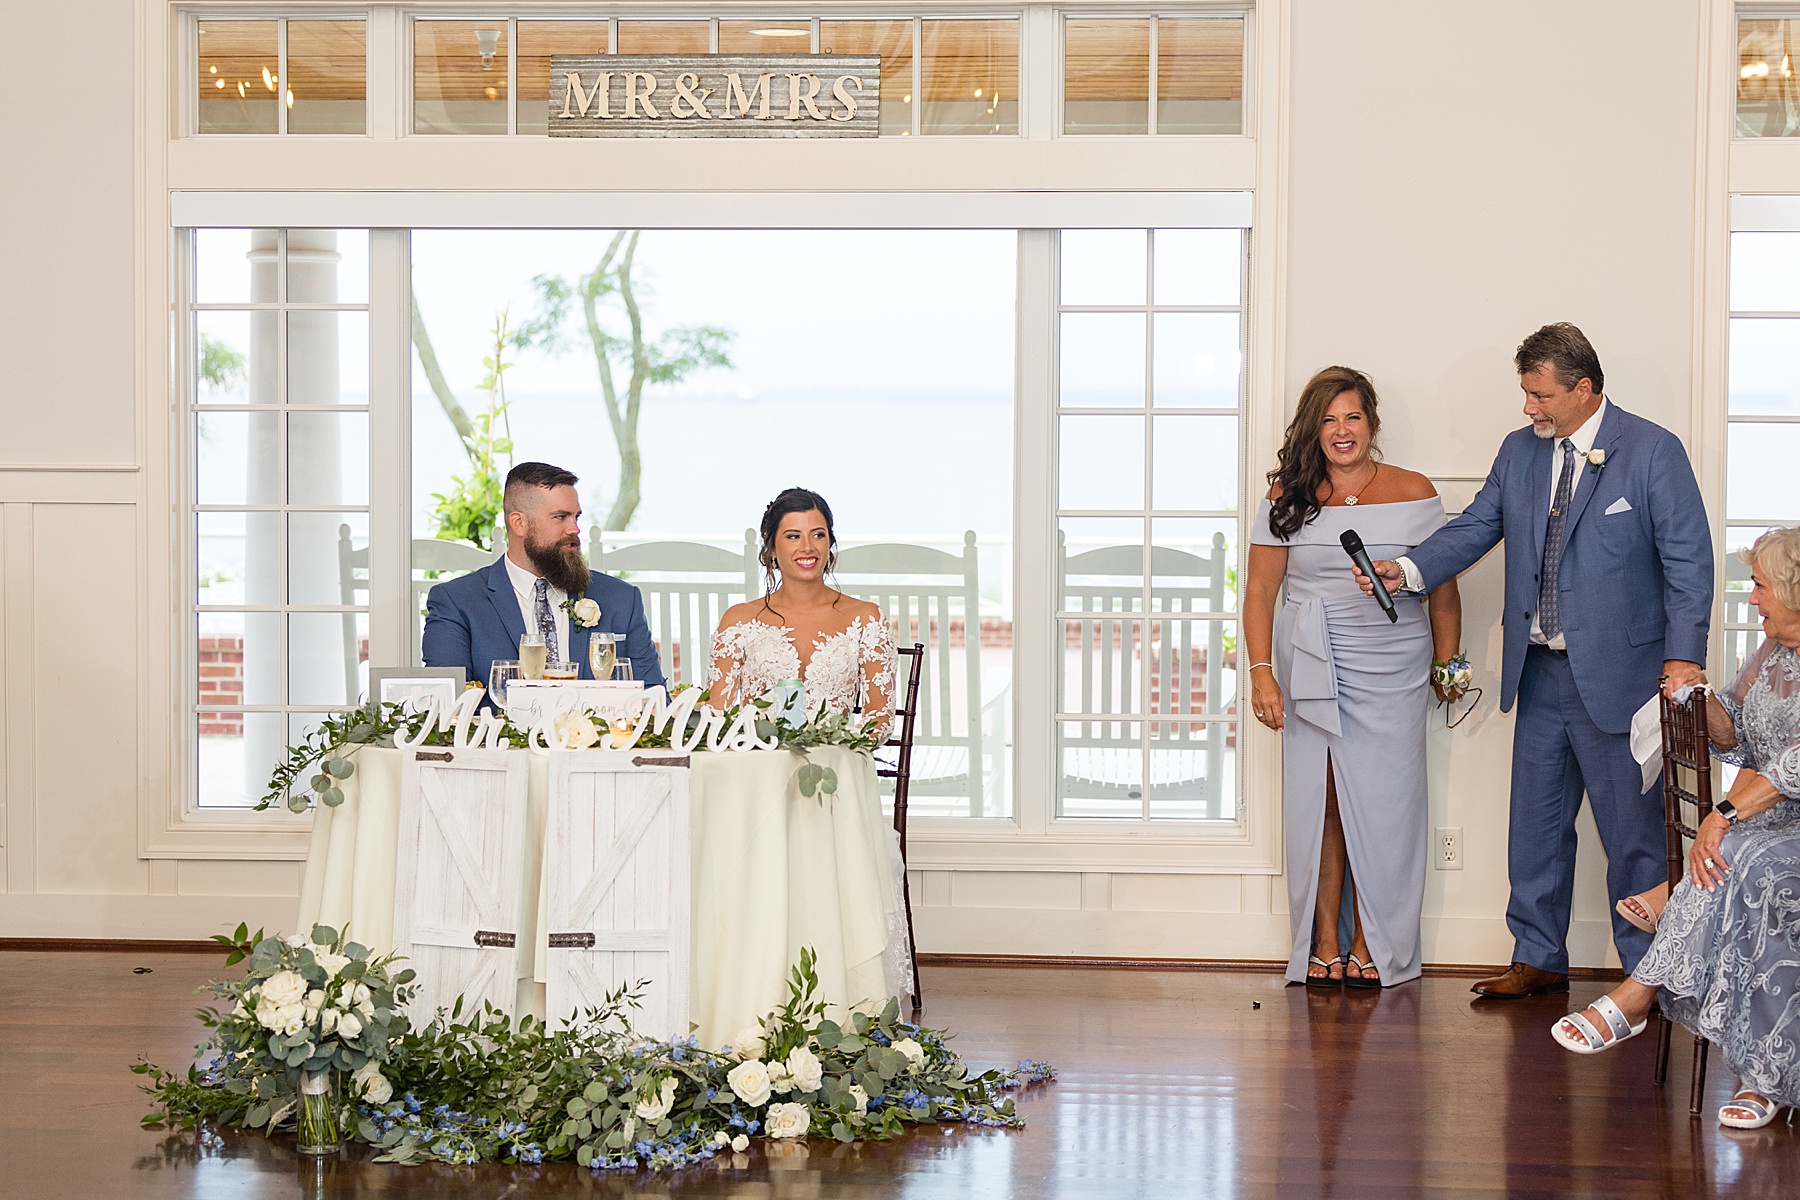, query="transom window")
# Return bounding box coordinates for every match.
[197,18,367,134]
